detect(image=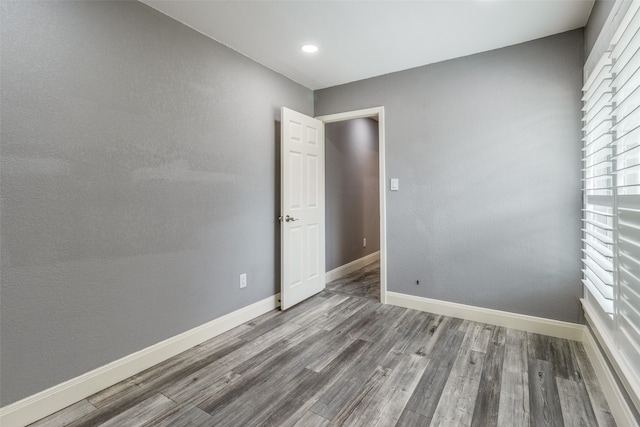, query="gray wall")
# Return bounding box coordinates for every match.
[316,30,584,323]
[584,0,616,57]
[0,0,588,407]
[325,119,379,271]
[0,1,312,406]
